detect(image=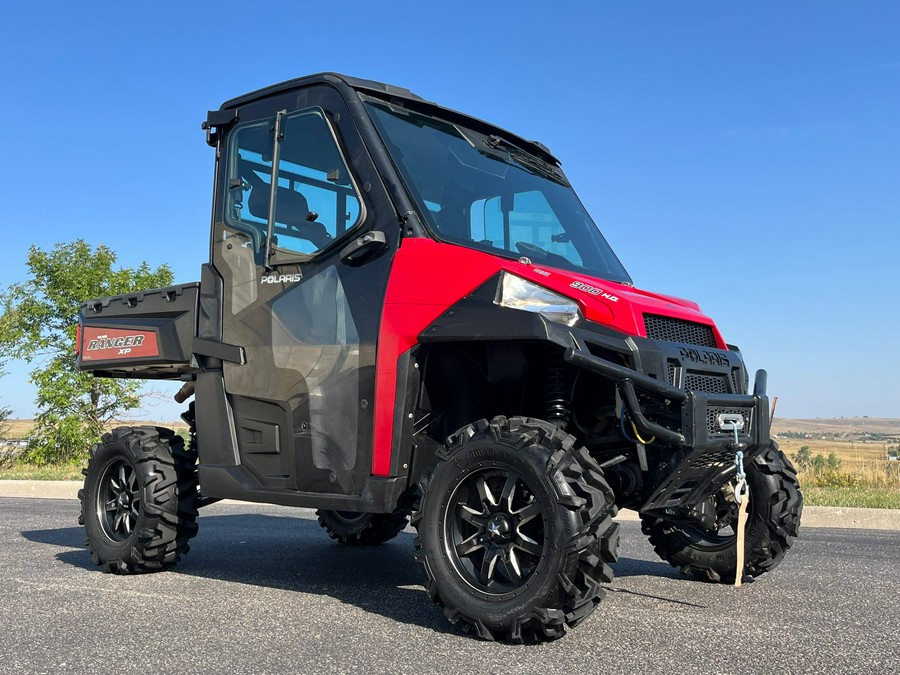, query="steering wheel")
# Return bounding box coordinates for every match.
[515,241,551,258]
